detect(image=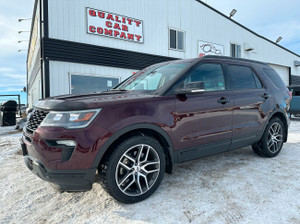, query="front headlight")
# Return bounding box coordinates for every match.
[40,109,101,129]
